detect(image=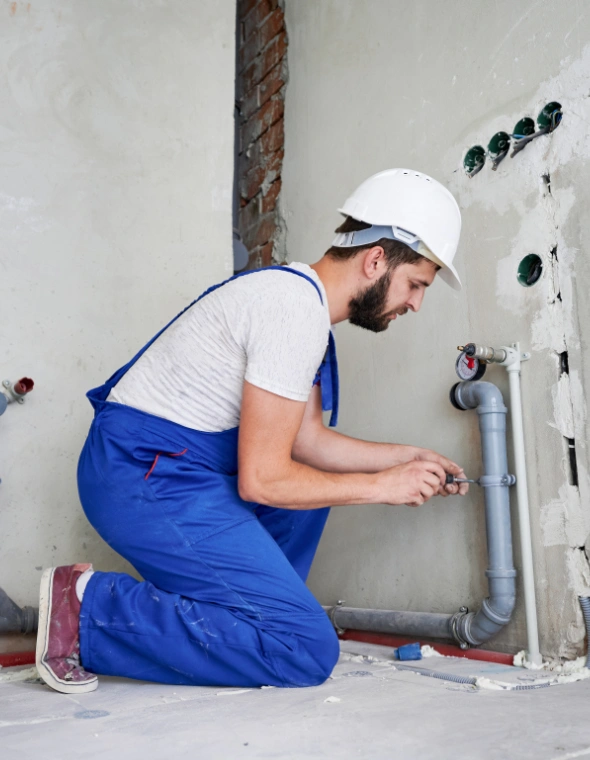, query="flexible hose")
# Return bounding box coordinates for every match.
[579,596,590,668]
[395,664,552,690]
[395,664,477,685]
